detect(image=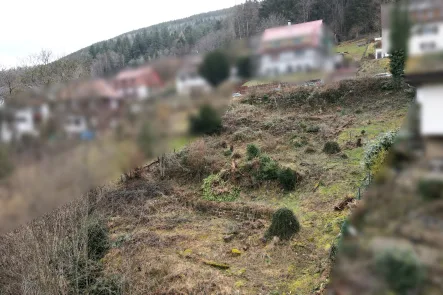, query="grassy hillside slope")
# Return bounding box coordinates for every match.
[0,79,414,295]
